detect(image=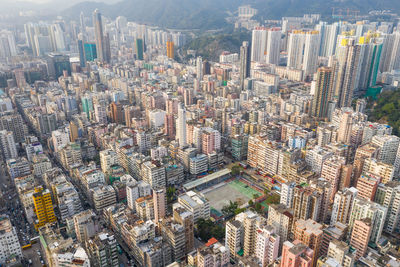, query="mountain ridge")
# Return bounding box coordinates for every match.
[62,0,400,29]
